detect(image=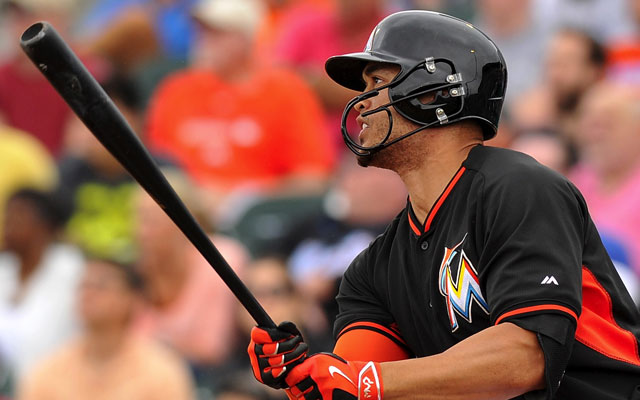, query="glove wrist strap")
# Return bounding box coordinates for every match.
[357,361,383,400]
